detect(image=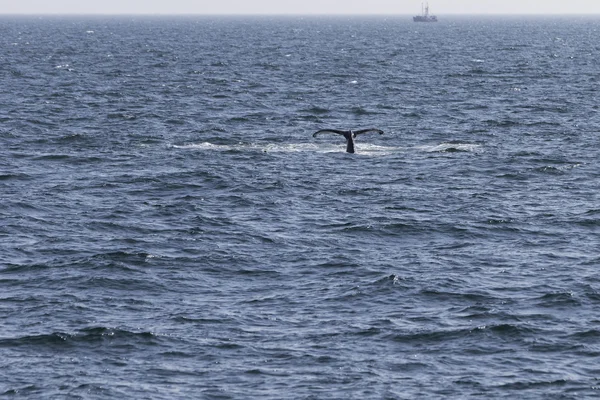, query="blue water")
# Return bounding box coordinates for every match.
[1,15,600,398]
